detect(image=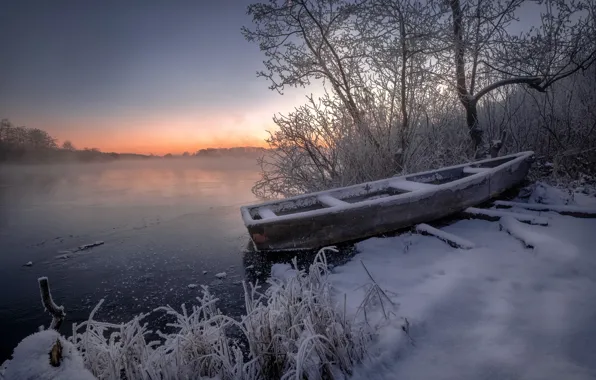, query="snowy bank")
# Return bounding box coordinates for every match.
[329,183,596,379]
